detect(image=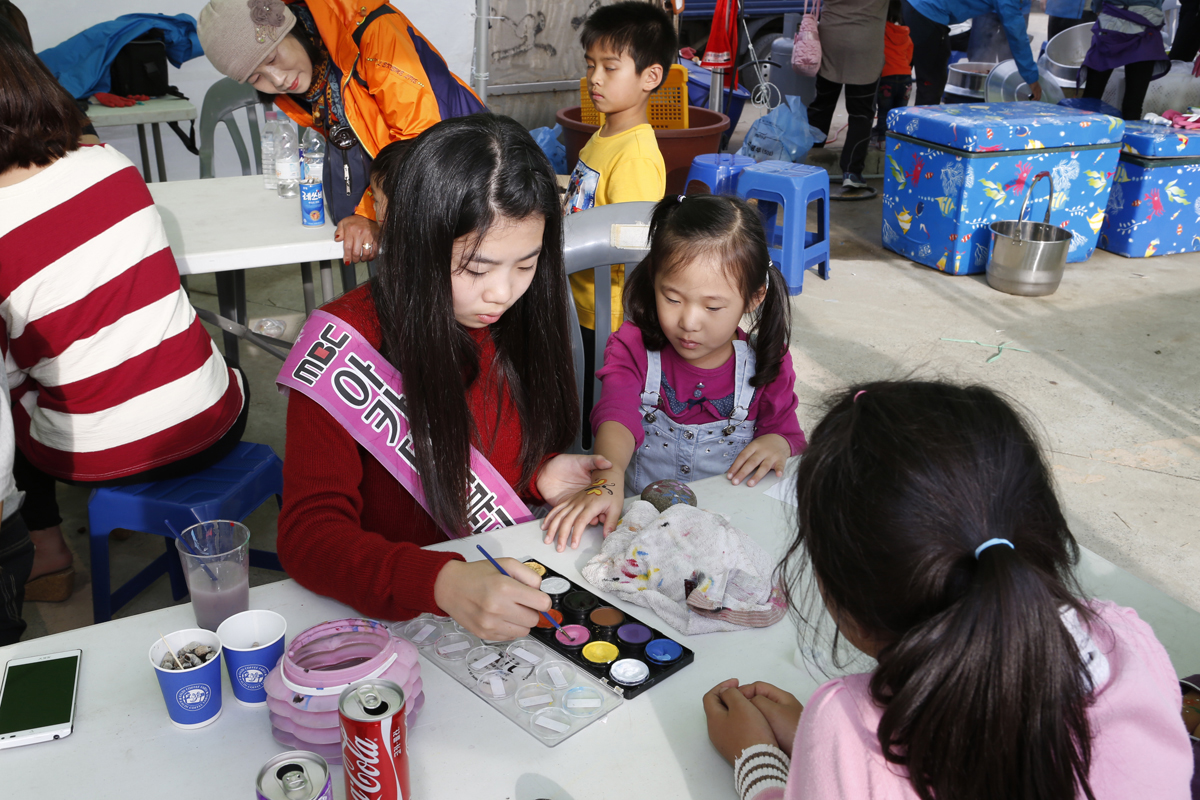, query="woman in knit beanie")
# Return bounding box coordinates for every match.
[198,0,484,264]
